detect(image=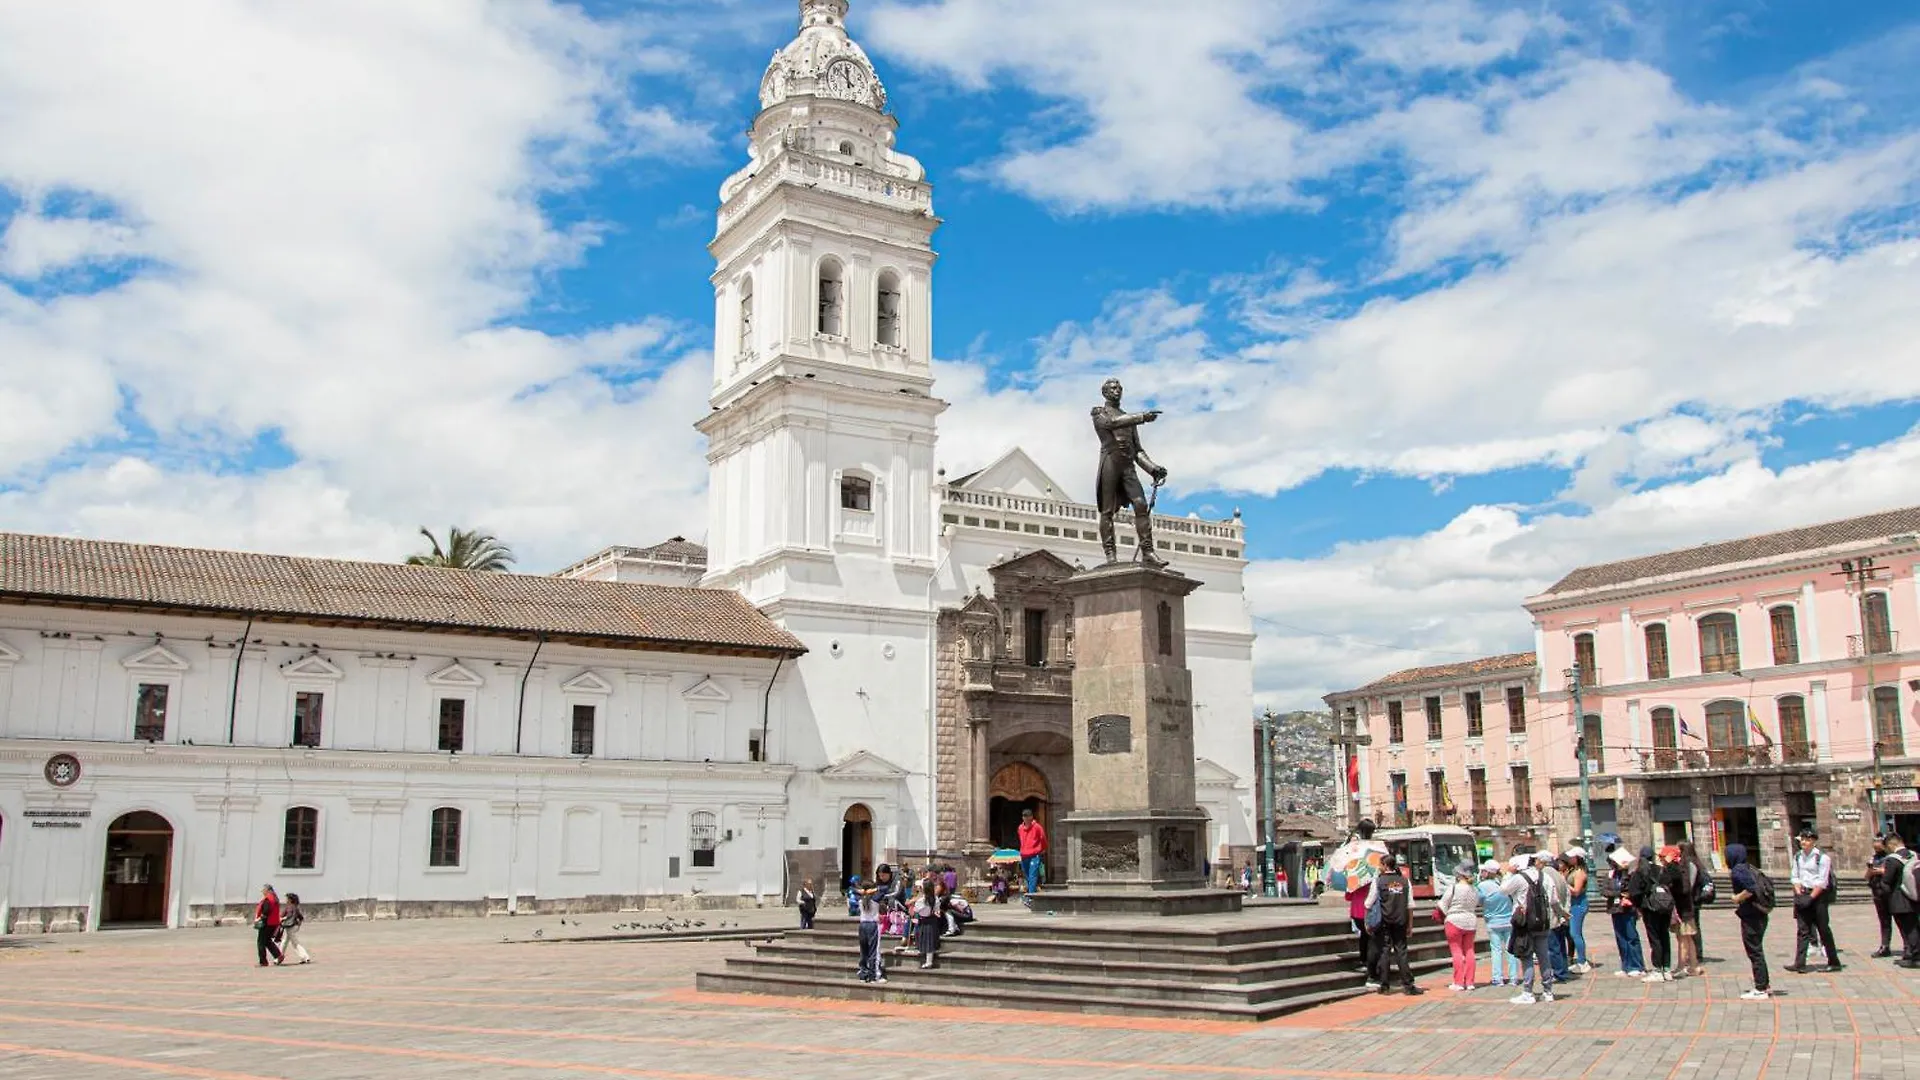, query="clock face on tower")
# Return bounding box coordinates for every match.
[823,59,869,102]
